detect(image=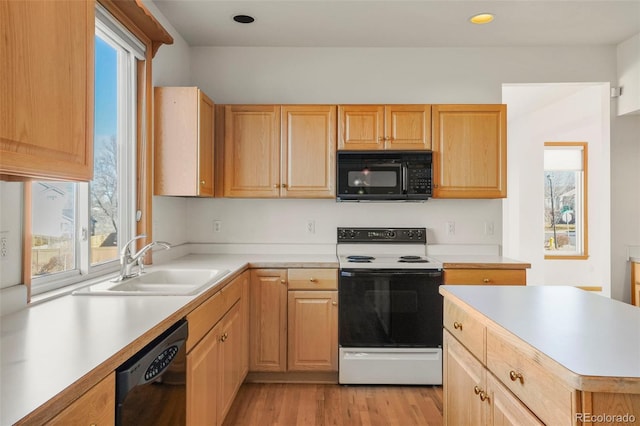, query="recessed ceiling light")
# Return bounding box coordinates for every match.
[233,14,255,24]
[469,13,495,25]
